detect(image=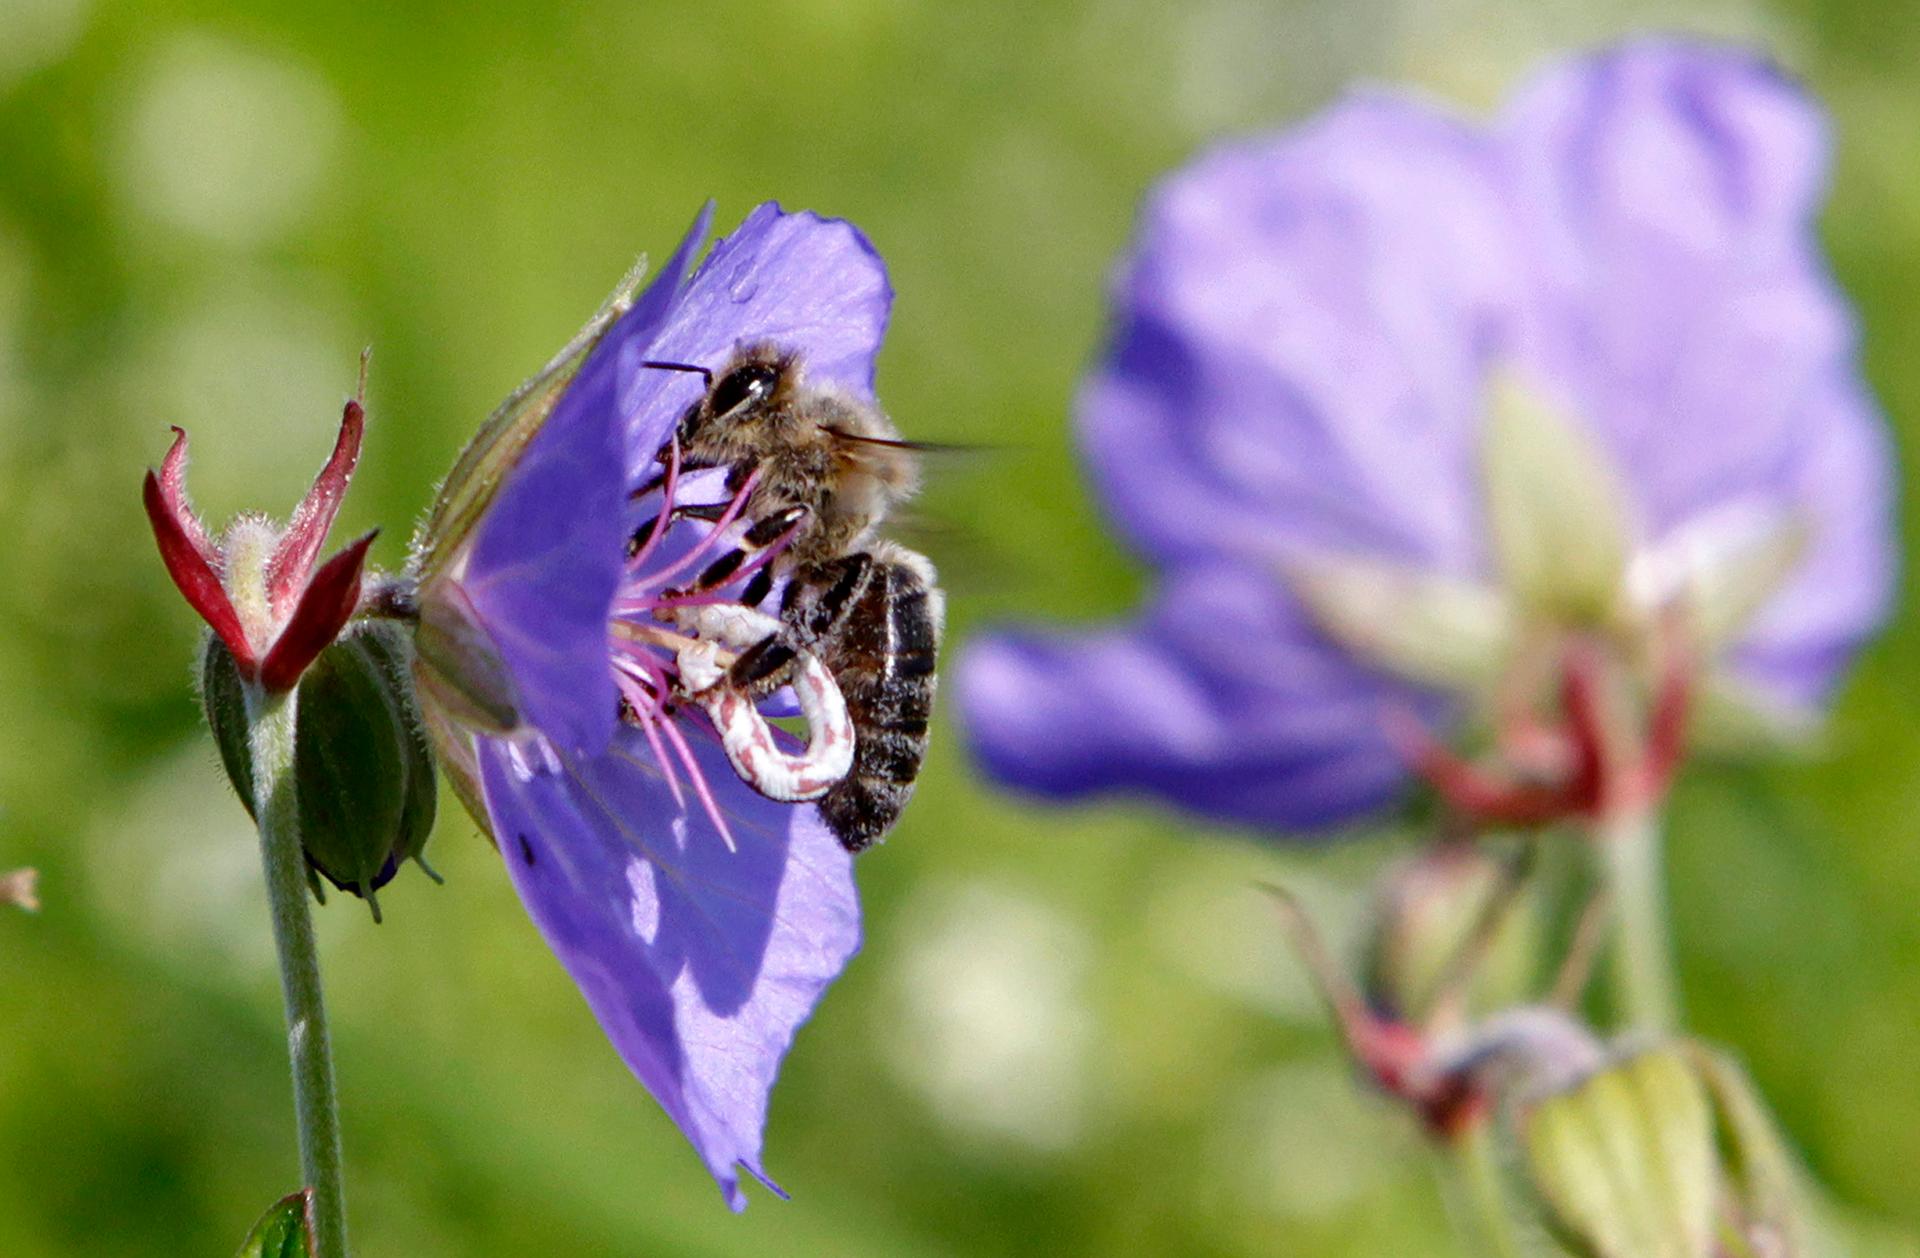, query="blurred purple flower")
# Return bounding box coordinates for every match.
[416,203,892,1208]
[958,40,1895,832]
